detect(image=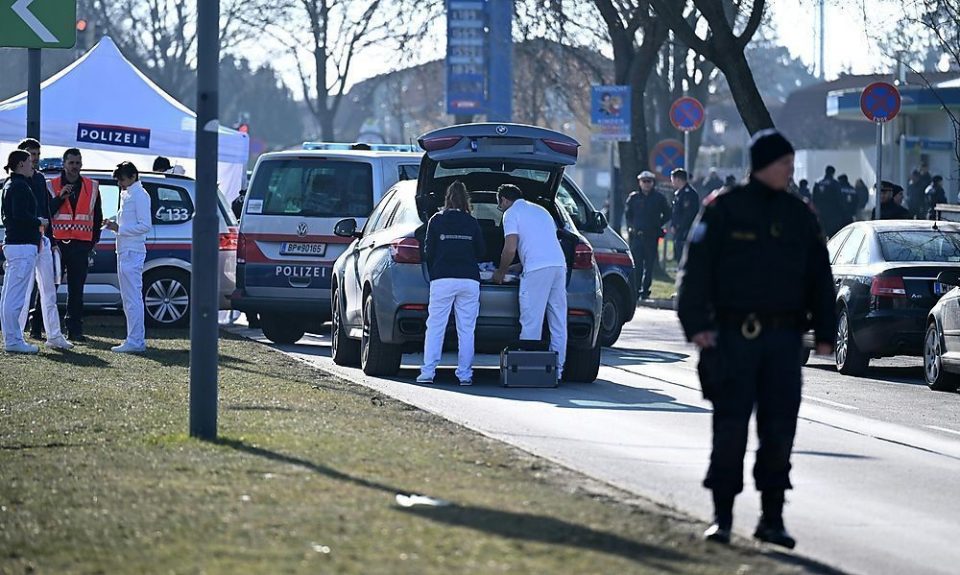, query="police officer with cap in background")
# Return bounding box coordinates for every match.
[677,129,836,548]
[872,181,911,220]
[625,171,670,300]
